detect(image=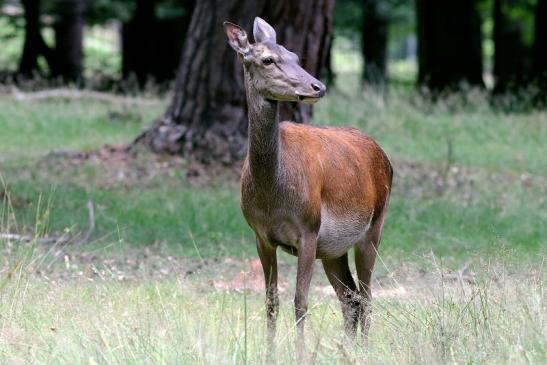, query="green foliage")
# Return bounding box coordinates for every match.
[0,15,23,71]
[501,0,538,45]
[334,0,362,36]
[334,0,415,38]
[83,26,122,79]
